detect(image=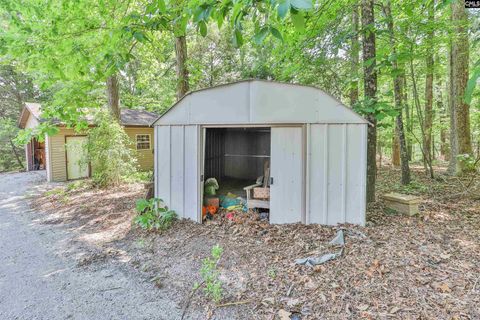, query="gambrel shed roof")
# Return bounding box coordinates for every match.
[153,80,368,126]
